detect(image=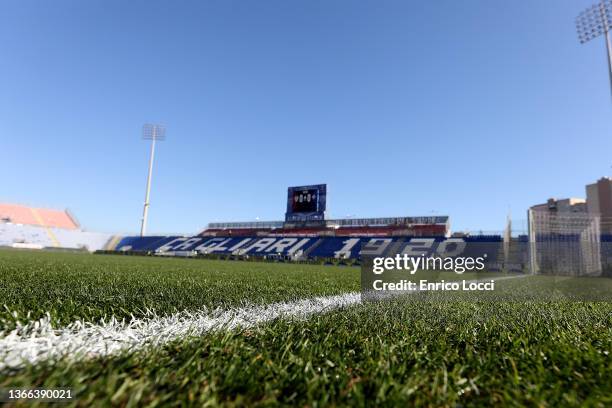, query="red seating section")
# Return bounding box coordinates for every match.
[0,203,78,230]
[201,224,447,238]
